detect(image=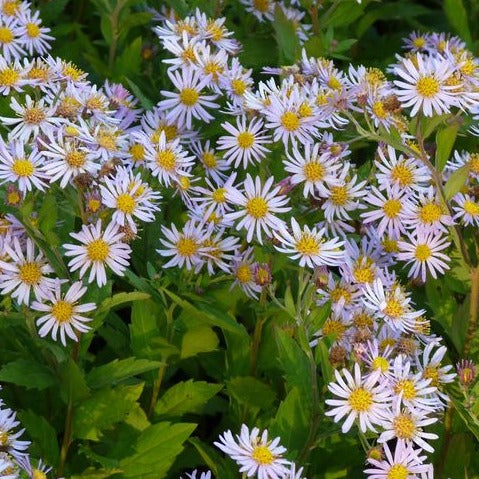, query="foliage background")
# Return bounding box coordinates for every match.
[2,0,479,478]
